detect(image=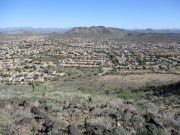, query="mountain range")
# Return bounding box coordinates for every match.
[0,27,71,34]
[0,26,180,34]
[1,26,180,41]
[50,26,180,41]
